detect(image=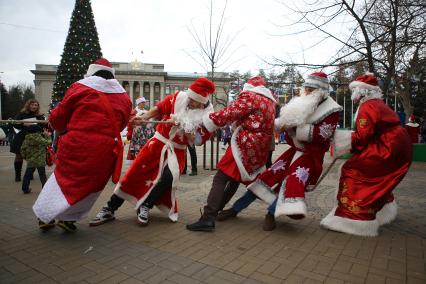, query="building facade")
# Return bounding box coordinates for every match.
[31,60,232,114]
